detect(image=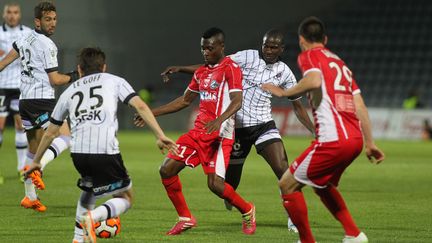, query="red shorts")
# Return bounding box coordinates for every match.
[290,138,363,188]
[167,130,234,177]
